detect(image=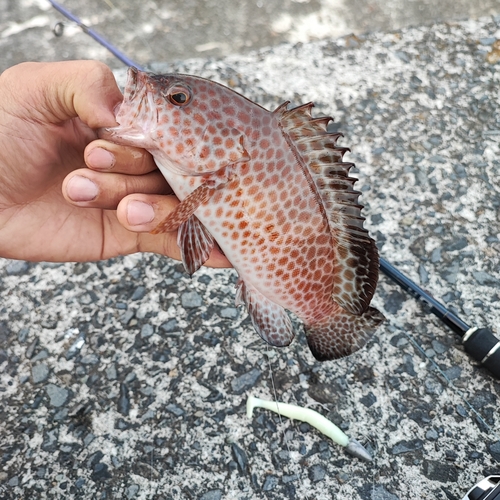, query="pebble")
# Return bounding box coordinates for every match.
[360,391,377,407]
[262,475,278,491]
[489,441,500,461]
[371,485,400,500]
[232,443,248,473]
[17,328,29,343]
[141,409,155,421]
[126,484,140,498]
[42,430,58,451]
[422,460,458,482]
[84,433,95,446]
[160,319,179,333]
[5,260,29,275]
[181,291,203,308]
[418,264,429,285]
[230,368,262,394]
[472,271,498,285]
[31,350,48,362]
[165,403,184,416]
[91,462,111,481]
[81,354,99,365]
[443,366,462,380]
[308,464,326,483]
[32,363,49,384]
[65,334,85,360]
[25,337,39,359]
[106,364,117,380]
[45,384,69,407]
[117,383,130,416]
[430,247,442,263]
[220,307,239,319]
[383,291,405,314]
[425,429,439,441]
[199,490,222,500]
[75,478,85,488]
[131,286,146,301]
[431,340,447,354]
[443,261,459,284]
[391,439,423,455]
[140,324,155,338]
